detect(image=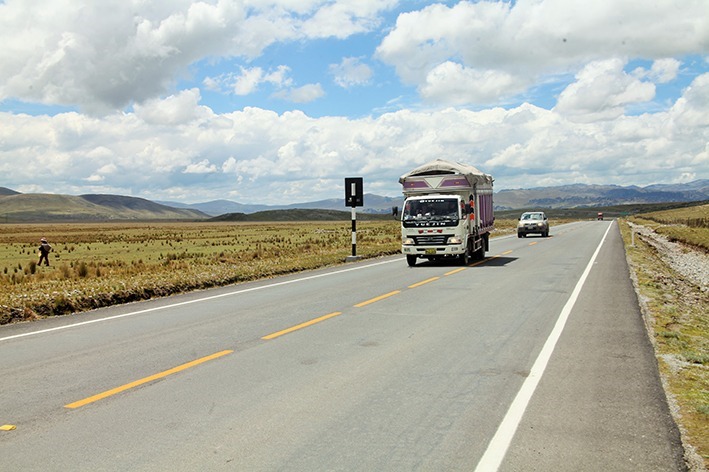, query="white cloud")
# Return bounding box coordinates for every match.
[419,61,529,104]
[0,0,706,204]
[272,83,325,103]
[1,73,707,203]
[554,58,656,122]
[632,58,681,84]
[183,159,218,174]
[85,174,104,182]
[302,0,398,39]
[134,89,212,125]
[0,0,394,113]
[233,68,266,96]
[376,0,709,105]
[330,57,373,88]
[204,65,294,96]
[649,58,681,84]
[670,73,709,128]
